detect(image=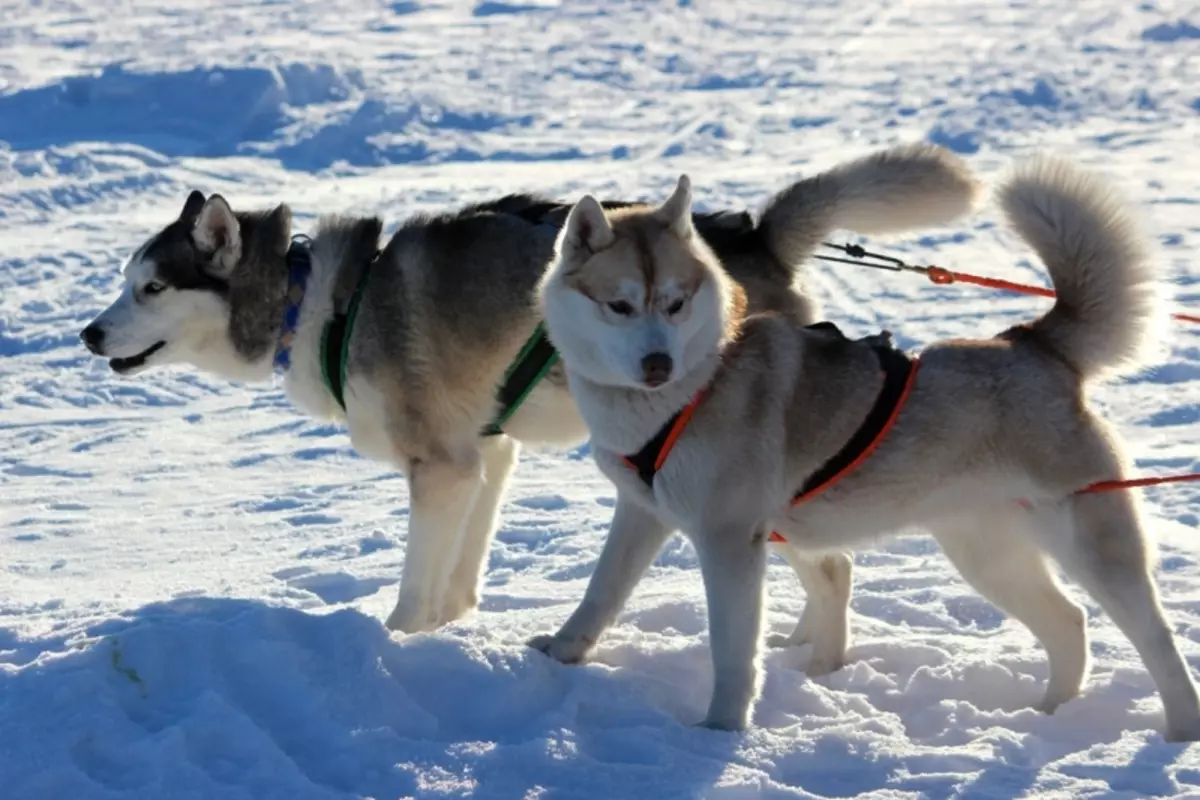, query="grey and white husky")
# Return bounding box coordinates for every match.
[534,156,1200,740]
[80,143,979,635]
